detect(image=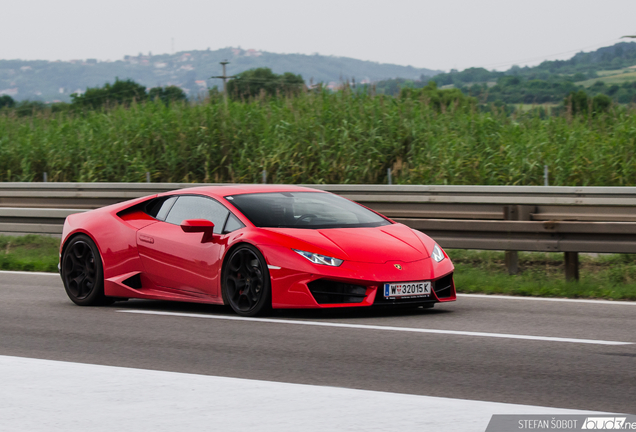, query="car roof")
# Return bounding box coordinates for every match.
[161,184,325,199]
